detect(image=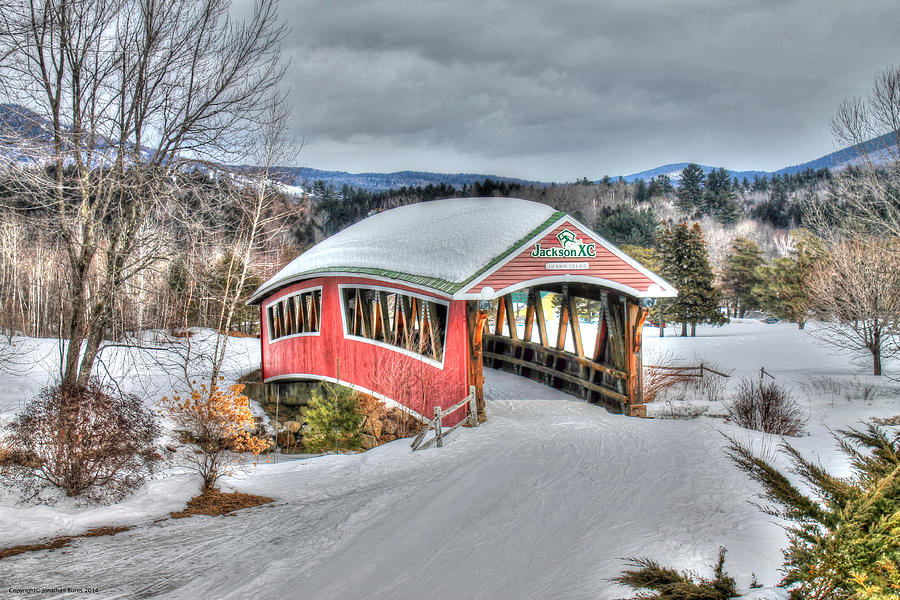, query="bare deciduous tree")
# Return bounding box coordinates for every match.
[828,65,900,238]
[0,0,287,386]
[181,102,300,388]
[808,237,900,375]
